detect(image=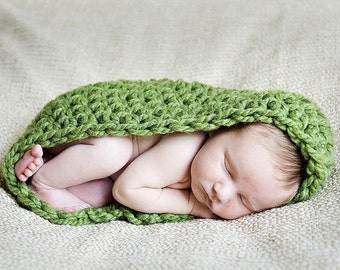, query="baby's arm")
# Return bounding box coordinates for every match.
[112,133,215,218]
